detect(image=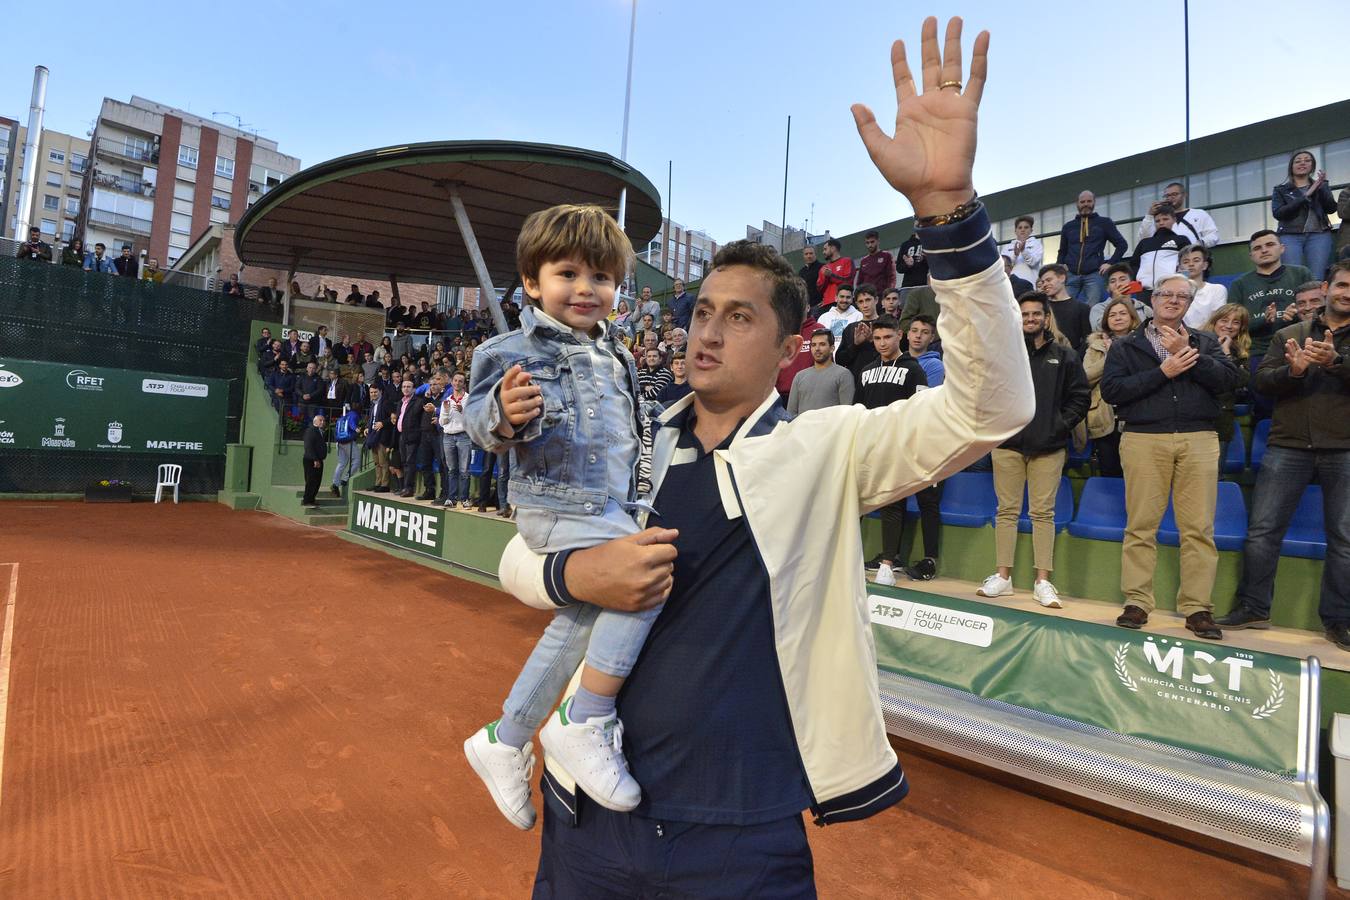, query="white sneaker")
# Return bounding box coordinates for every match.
[1032,580,1063,609]
[539,698,641,813]
[463,722,537,830]
[875,563,897,586]
[976,573,1013,598]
